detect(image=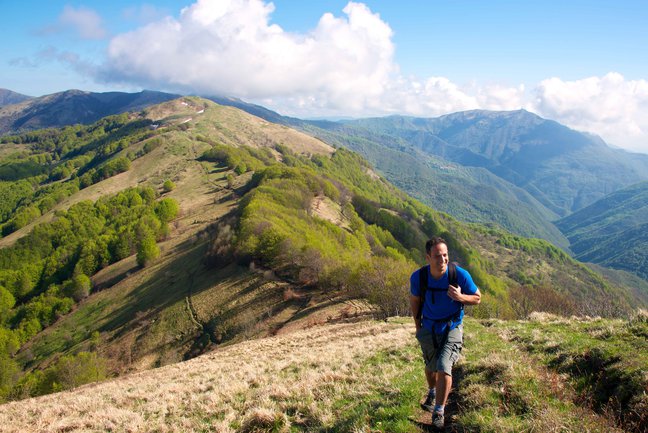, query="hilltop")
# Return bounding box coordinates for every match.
[0,89,31,108]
